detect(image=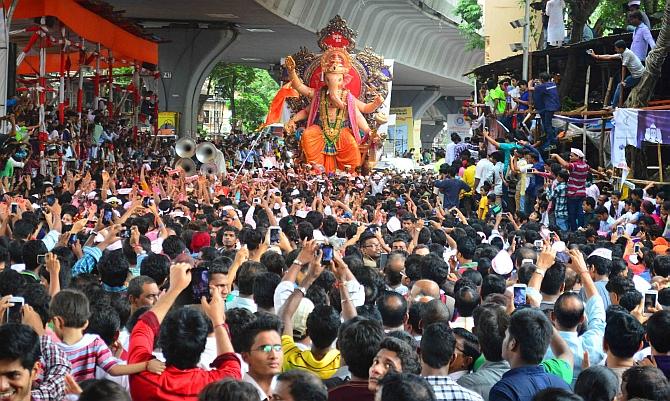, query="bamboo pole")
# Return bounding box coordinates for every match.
[583,65,591,155]
[599,118,606,167]
[604,77,614,107]
[546,54,550,74]
[658,144,664,182]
